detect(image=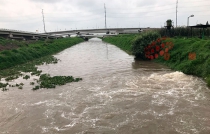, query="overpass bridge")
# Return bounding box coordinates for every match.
[47,27,158,36]
[0,28,59,40]
[0,27,159,40]
[47,27,159,40]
